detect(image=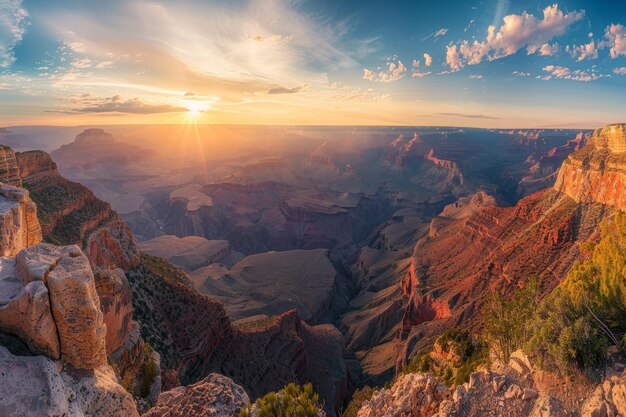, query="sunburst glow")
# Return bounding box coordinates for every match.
[182,100,210,117]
